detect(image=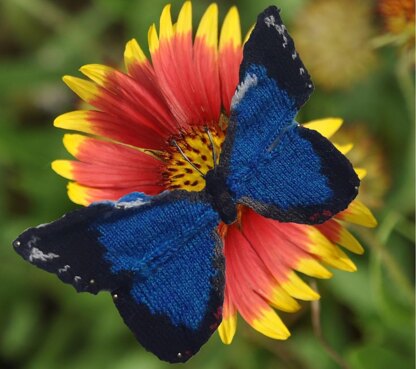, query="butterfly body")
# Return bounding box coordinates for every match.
[14,6,359,363]
[205,168,237,224]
